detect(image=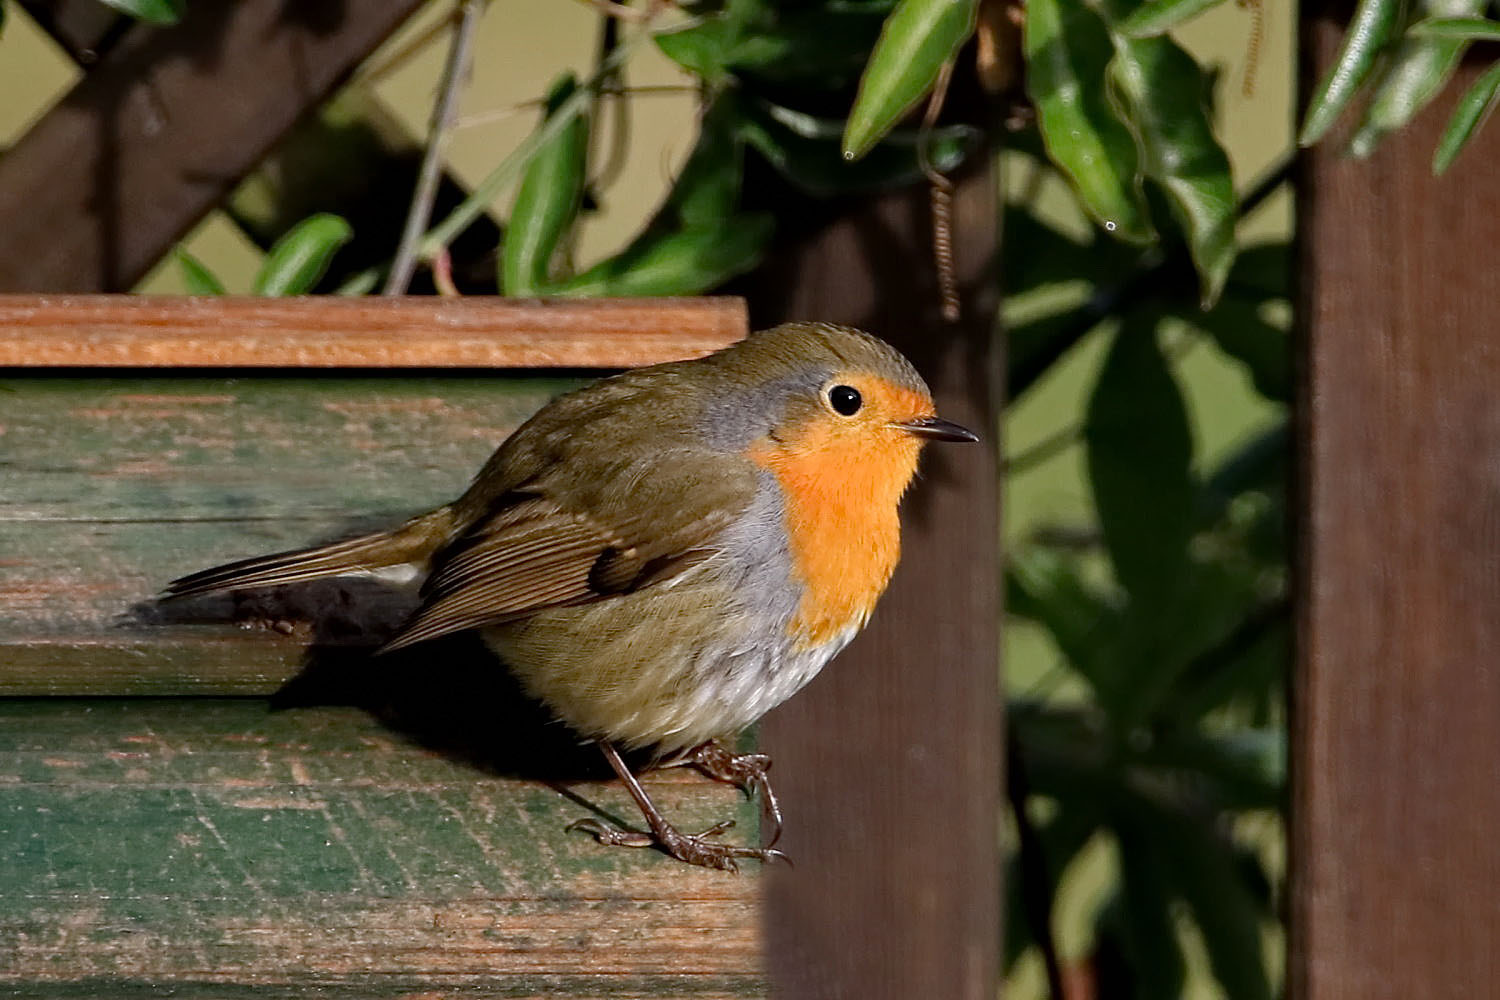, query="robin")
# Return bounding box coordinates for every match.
[164,321,977,870]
